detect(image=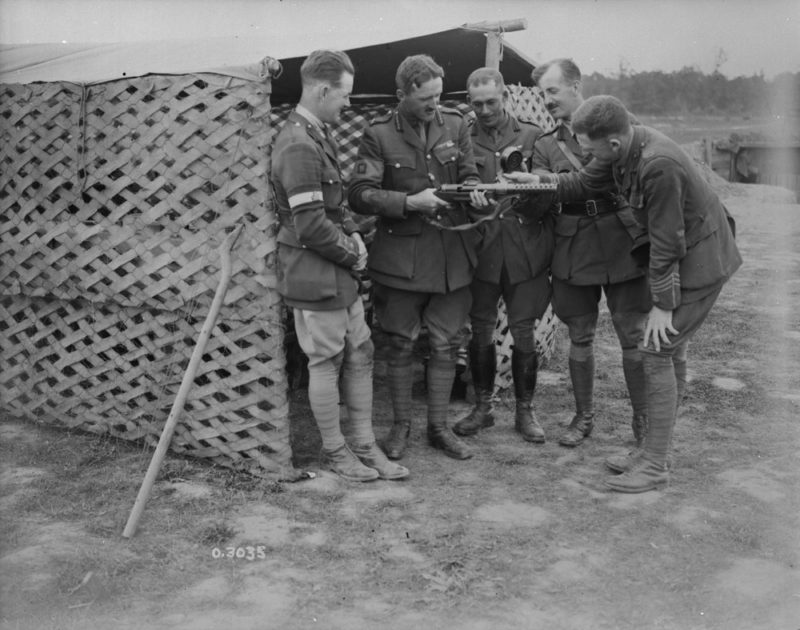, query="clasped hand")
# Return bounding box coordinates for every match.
[351,232,368,272]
